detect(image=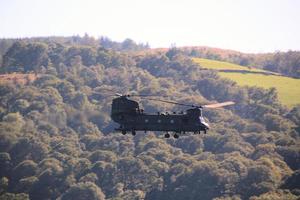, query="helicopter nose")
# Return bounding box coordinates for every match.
[199,116,209,129]
[203,122,210,129]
